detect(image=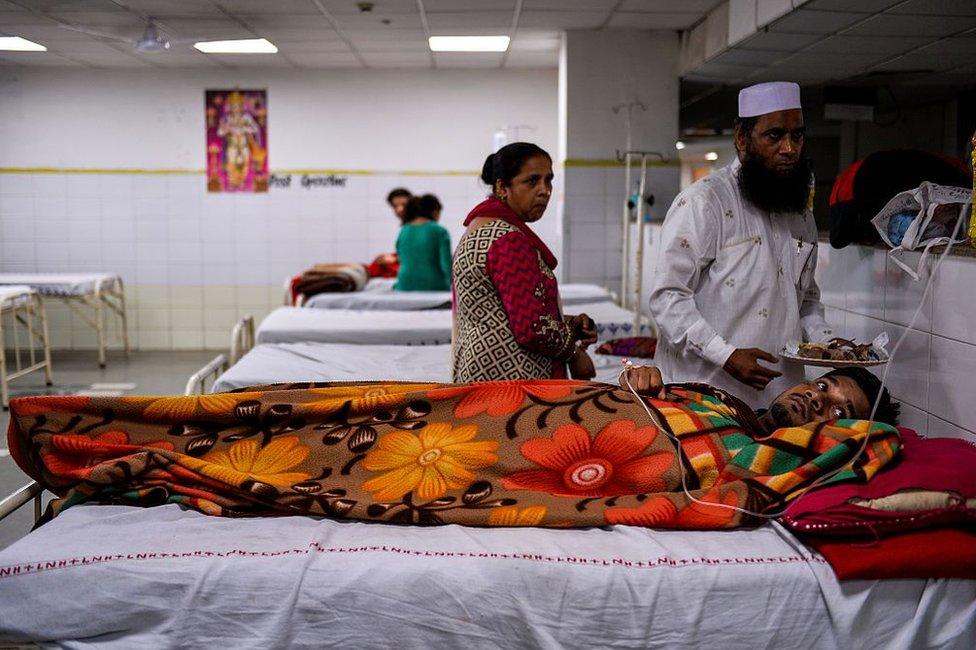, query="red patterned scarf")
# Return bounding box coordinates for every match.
[463,197,558,270]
